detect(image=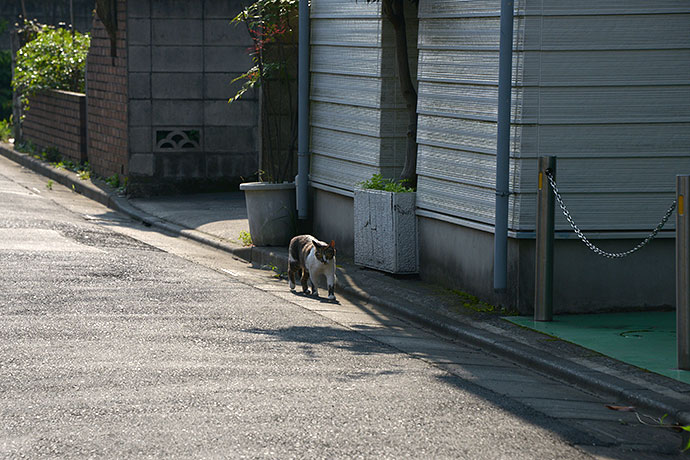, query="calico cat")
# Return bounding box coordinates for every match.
[288,235,336,300]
